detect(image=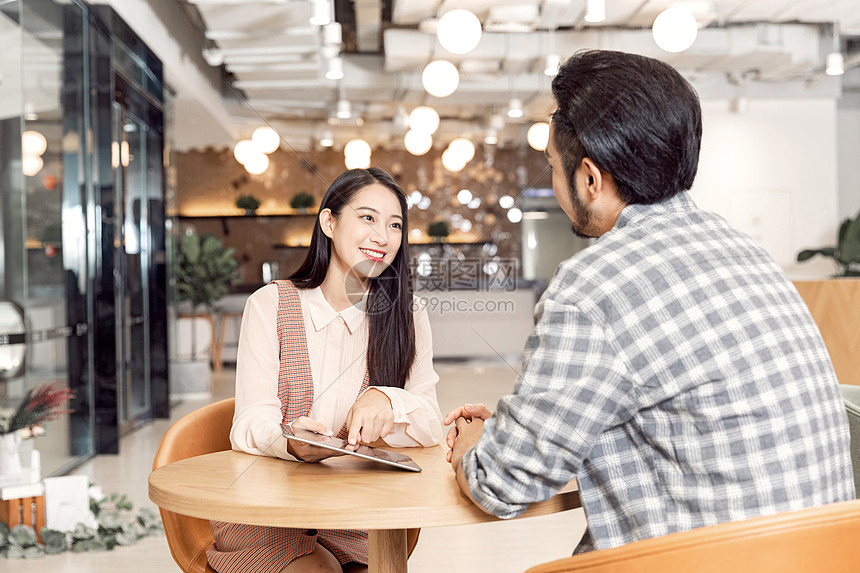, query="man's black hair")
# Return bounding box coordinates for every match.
[551,50,703,205]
